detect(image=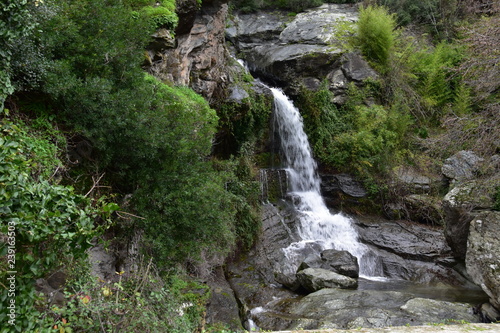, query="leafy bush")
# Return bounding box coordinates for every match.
[355,5,396,71]
[216,84,272,157]
[0,112,111,331]
[25,256,209,332]
[408,42,464,116]
[139,4,178,30]
[298,83,410,175]
[0,0,38,109]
